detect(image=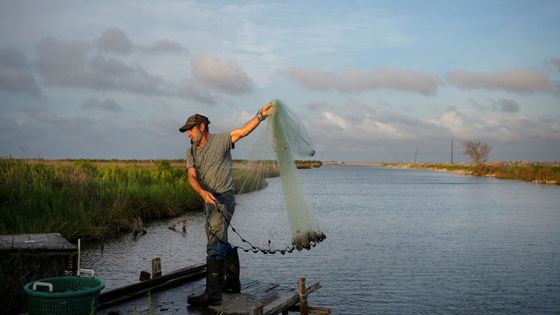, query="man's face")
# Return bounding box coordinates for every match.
[187,123,204,145]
